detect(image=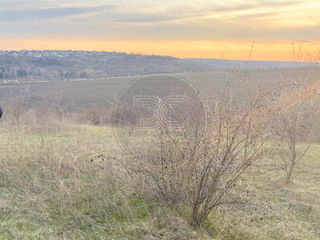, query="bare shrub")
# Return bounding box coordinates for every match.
[44,86,75,117]
[0,96,42,132]
[76,106,112,125]
[2,96,28,126]
[271,81,319,183]
[116,84,277,227]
